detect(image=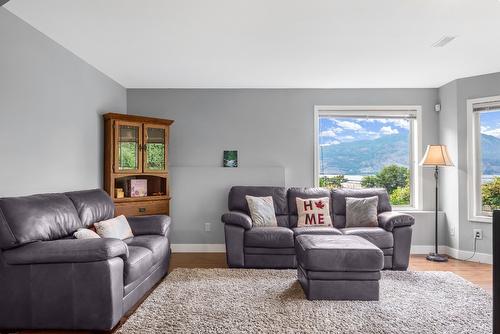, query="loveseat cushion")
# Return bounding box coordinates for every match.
[65,189,114,227]
[228,187,288,227]
[340,227,394,249]
[125,235,169,264]
[293,226,342,237]
[244,227,294,248]
[288,187,331,228]
[331,188,392,228]
[0,193,82,249]
[124,246,153,285]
